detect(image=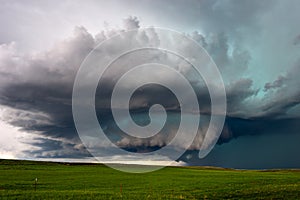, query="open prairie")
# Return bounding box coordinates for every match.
[0,160,299,199]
